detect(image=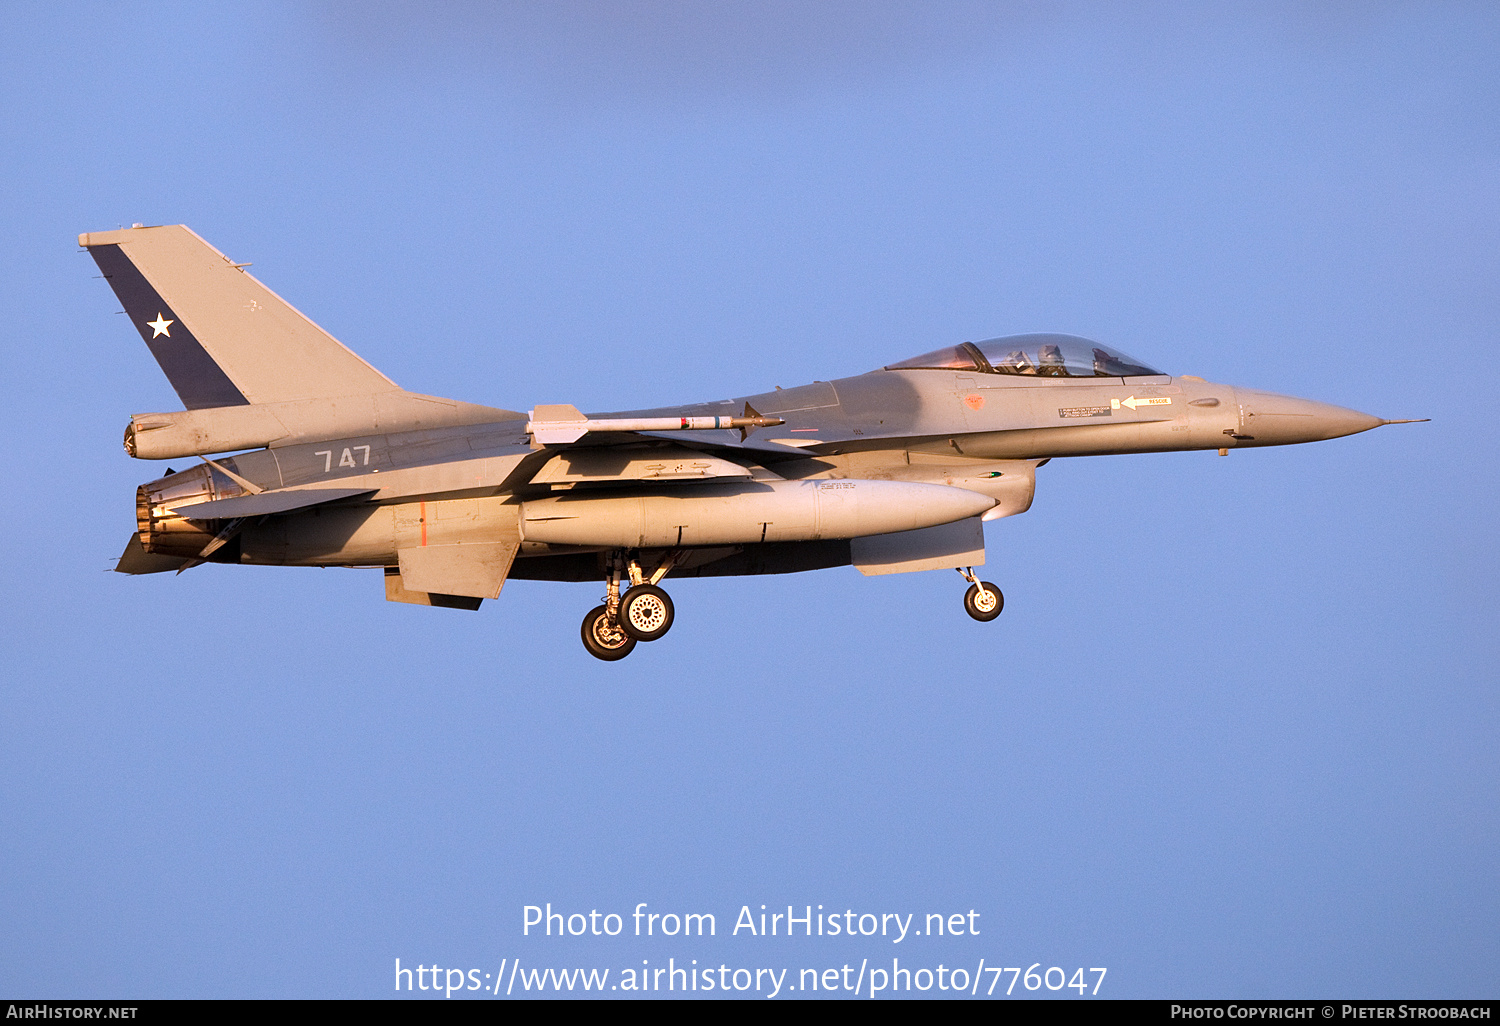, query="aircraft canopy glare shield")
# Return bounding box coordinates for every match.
[89,224,1417,660]
[885,333,1164,378]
